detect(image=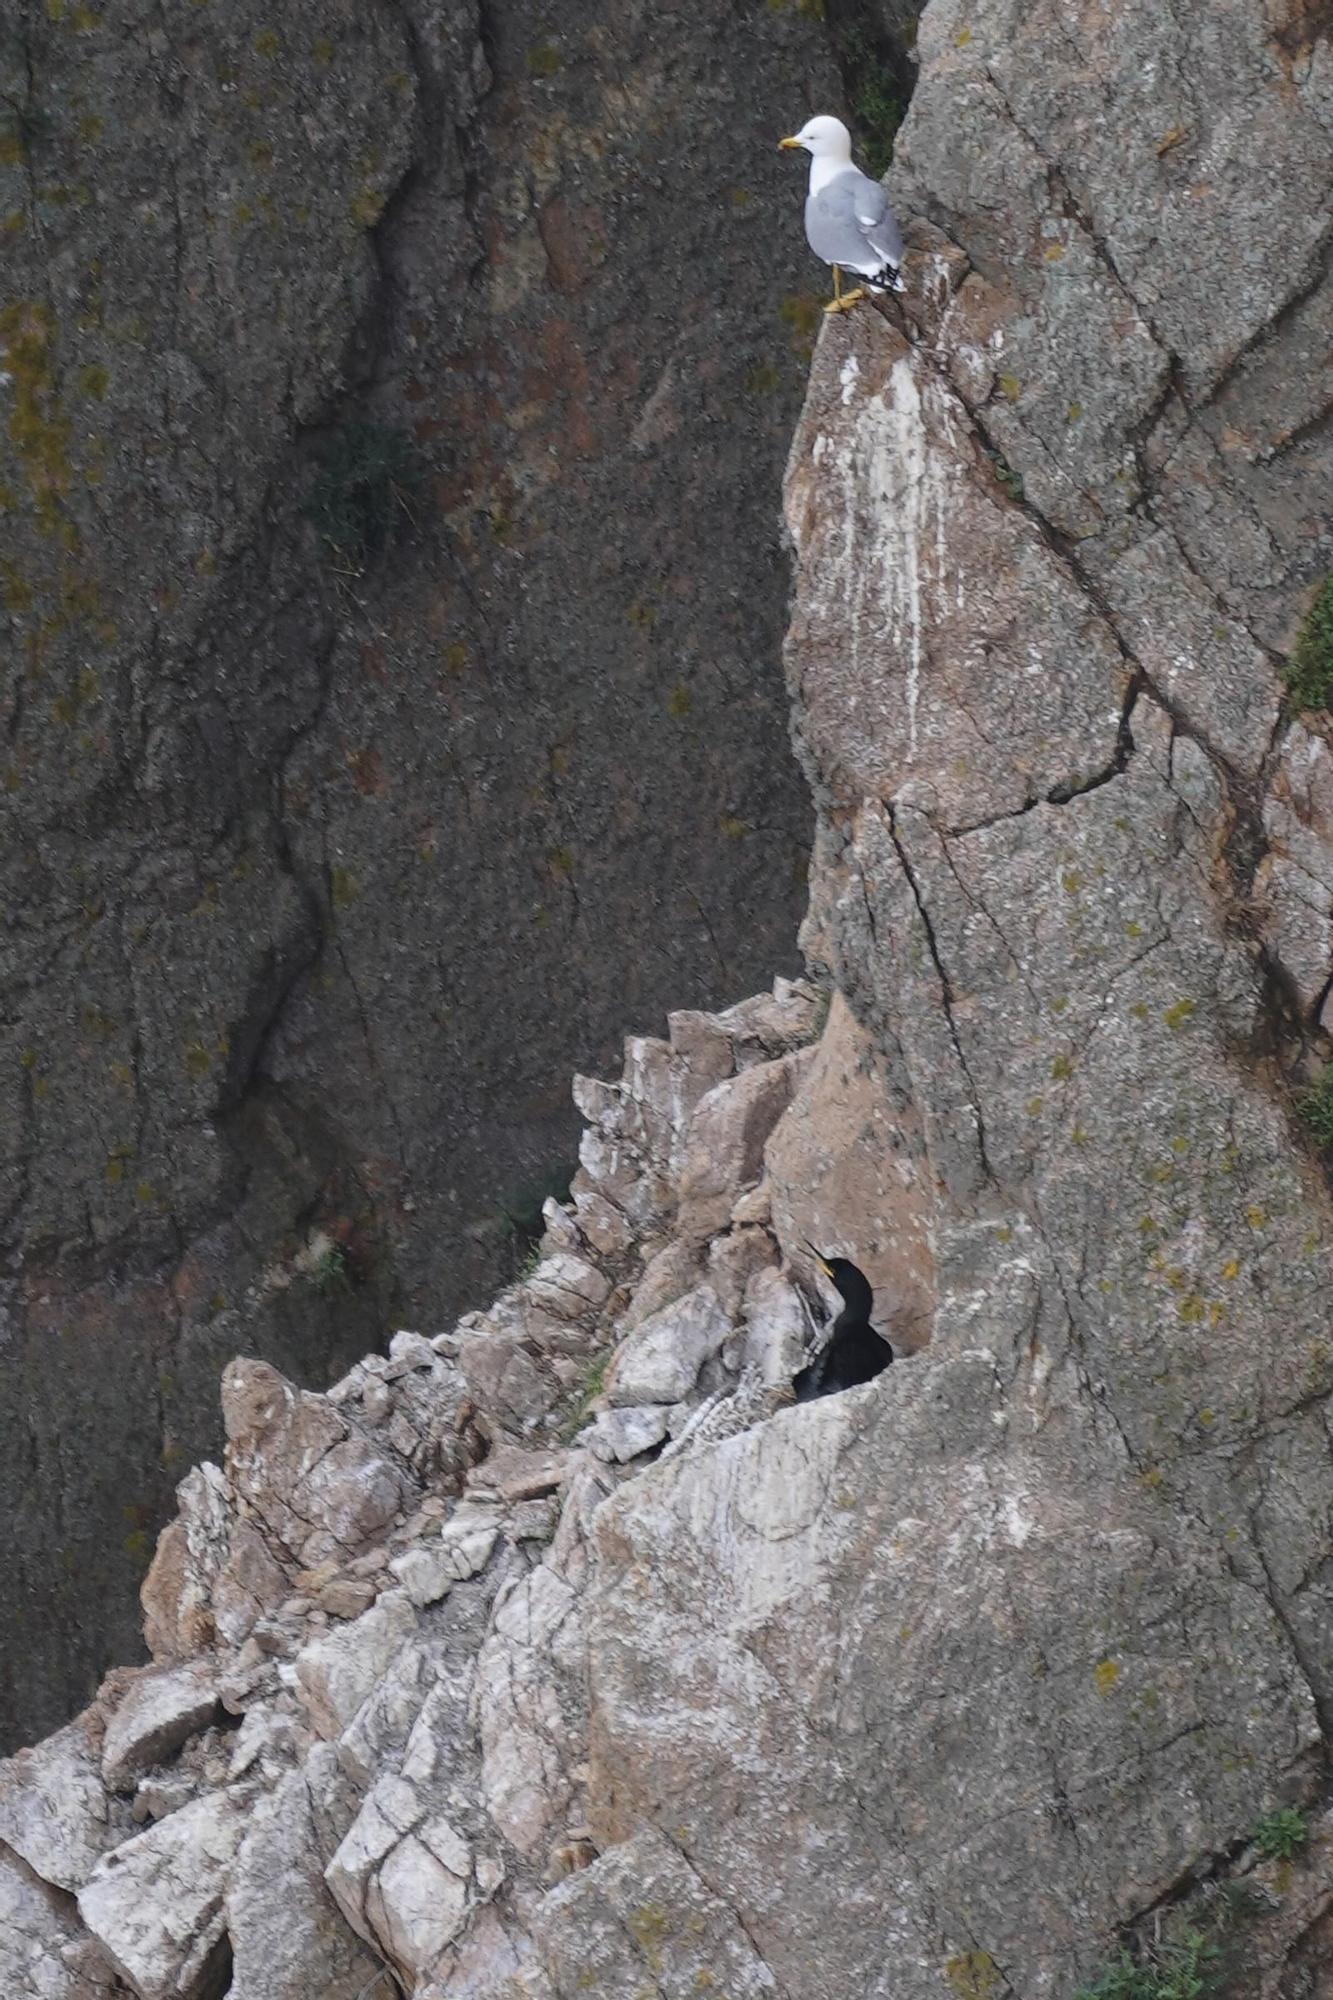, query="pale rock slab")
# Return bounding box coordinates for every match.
[226,1770,381,2000]
[477,1564,585,1857]
[223,1360,411,1568]
[675,1050,811,1243]
[101,1664,219,1794]
[77,1791,245,2000]
[0,1843,115,2000]
[530,1829,778,1996]
[605,1282,732,1408]
[294,1591,417,1741]
[0,1717,122,1892]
